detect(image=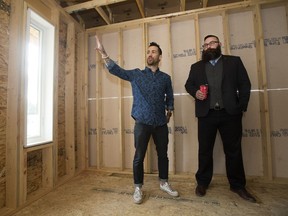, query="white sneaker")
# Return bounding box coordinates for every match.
[160,182,179,197]
[133,187,143,204]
